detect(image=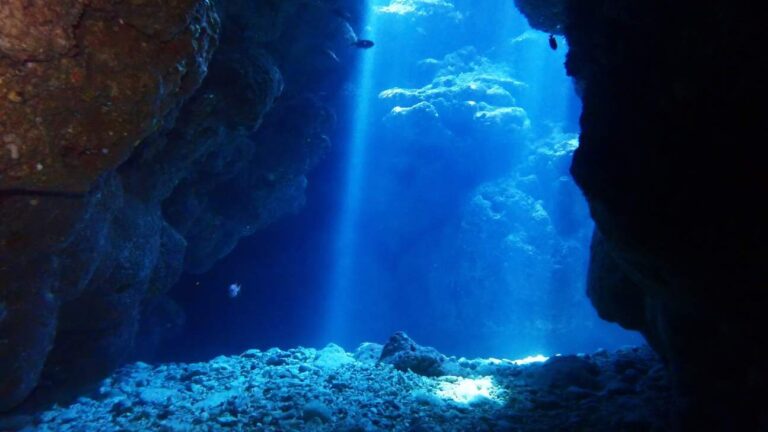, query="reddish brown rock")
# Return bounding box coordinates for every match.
[0,0,217,193]
[1,0,358,413]
[0,0,85,61]
[0,0,219,412]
